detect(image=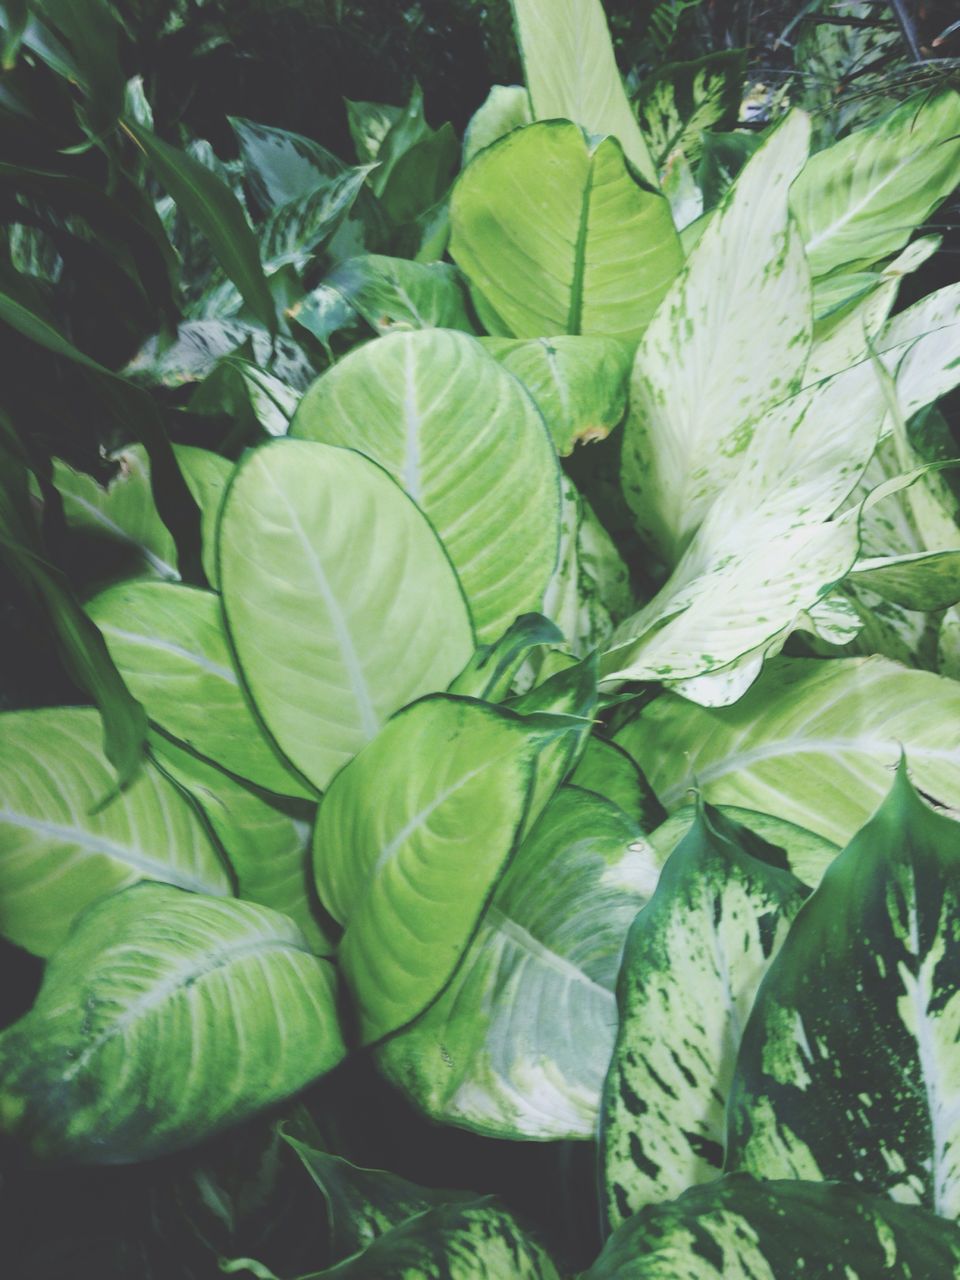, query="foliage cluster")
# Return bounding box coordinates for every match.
[2,0,960,1276]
